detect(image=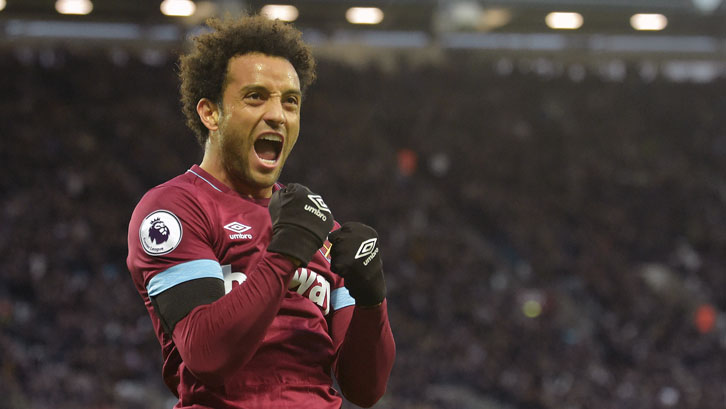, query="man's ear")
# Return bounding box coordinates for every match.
[197,98,220,131]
